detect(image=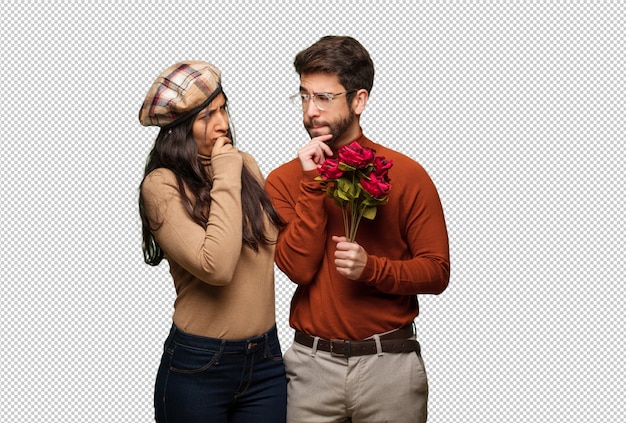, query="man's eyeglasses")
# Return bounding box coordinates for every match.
[289,90,356,111]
